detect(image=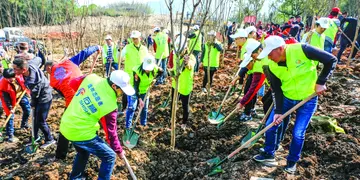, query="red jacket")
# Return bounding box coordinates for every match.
[50,60,82,107]
[0,75,30,116]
